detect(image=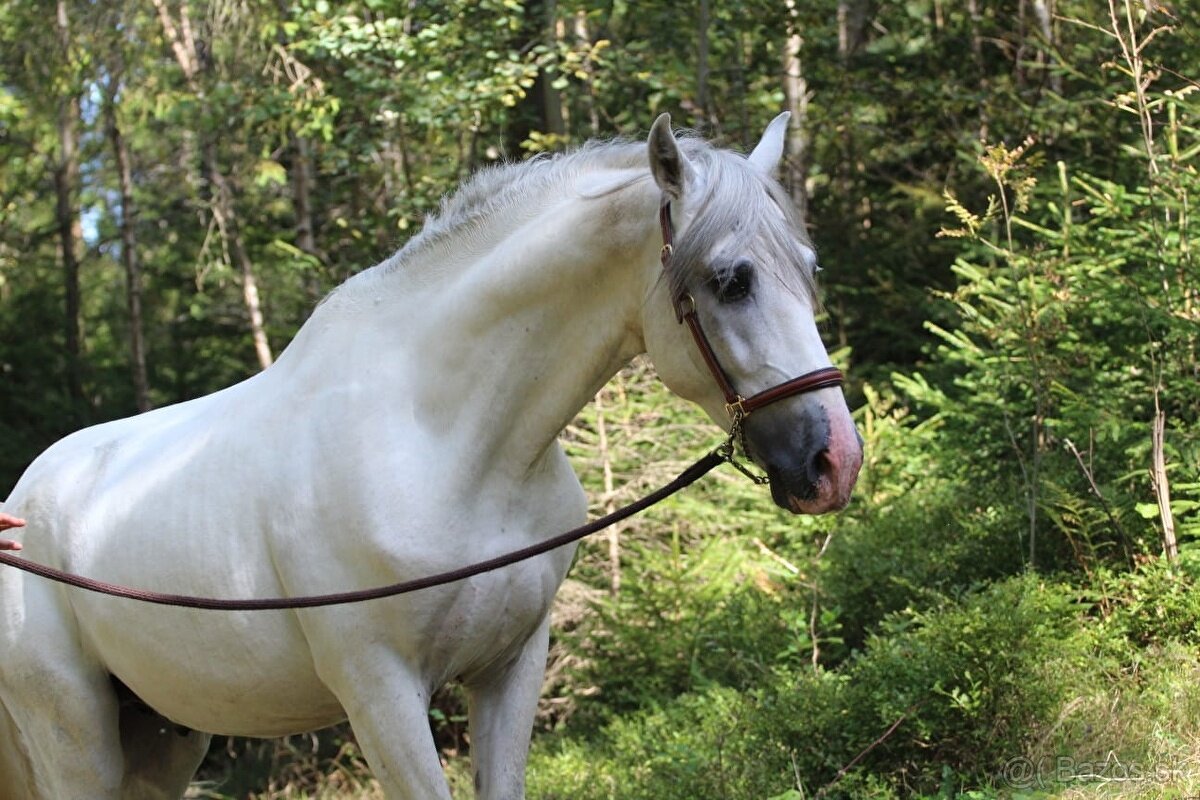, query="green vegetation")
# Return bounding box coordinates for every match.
[1,1,1197,798]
